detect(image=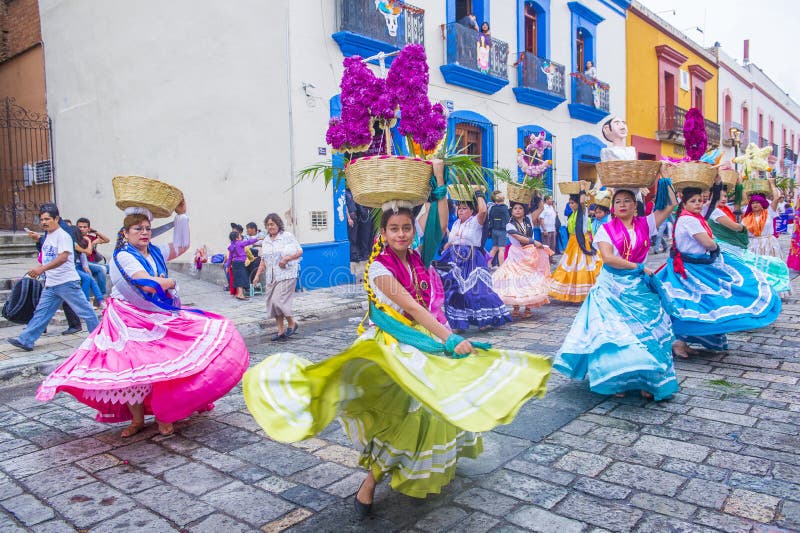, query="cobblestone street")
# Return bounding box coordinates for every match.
[0,269,799,532]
